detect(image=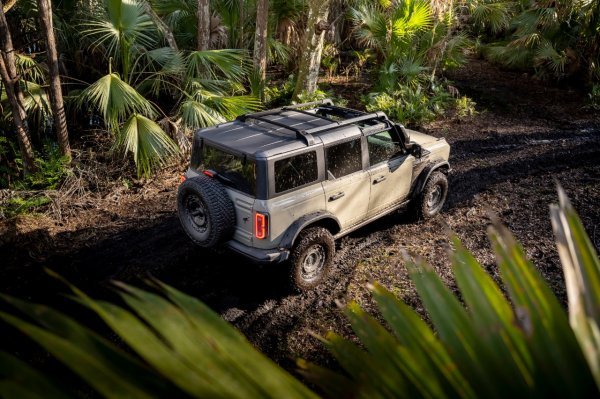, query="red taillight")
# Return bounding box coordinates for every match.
[203,170,214,177]
[254,212,268,239]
